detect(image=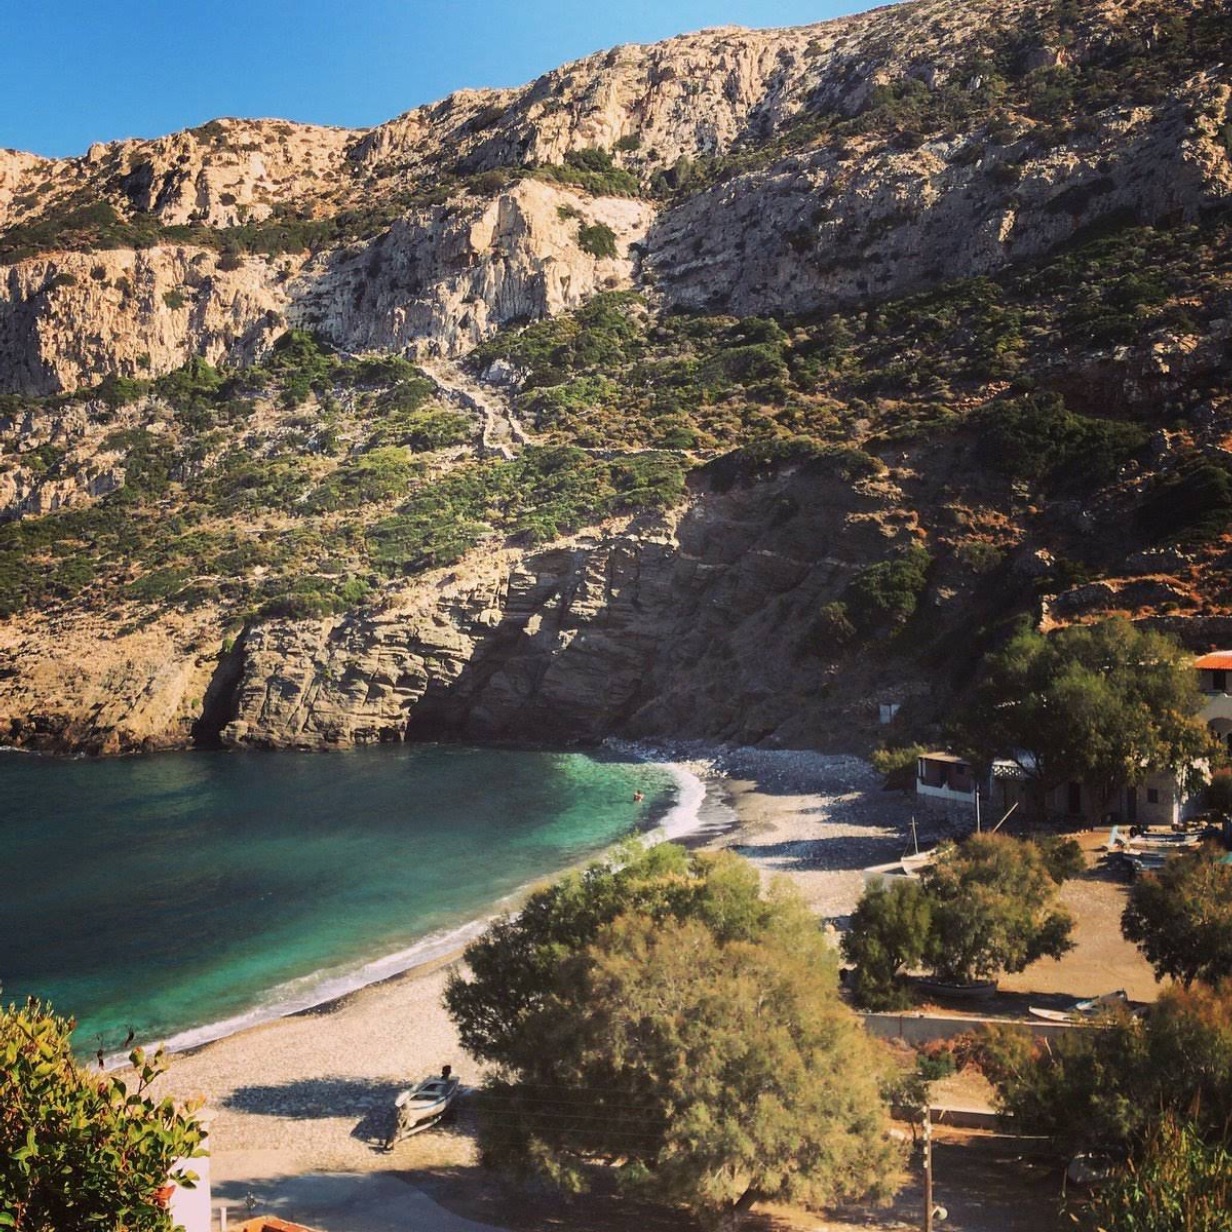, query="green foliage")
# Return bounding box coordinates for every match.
[980,981,1232,1155]
[1122,847,1232,988]
[1031,834,1086,884]
[1135,459,1232,546]
[1083,1114,1232,1232]
[841,879,932,1009]
[844,833,1075,1003]
[210,455,314,514]
[364,380,472,452]
[976,392,1147,491]
[448,845,901,1217]
[964,619,1211,816]
[576,221,617,259]
[0,999,206,1232]
[534,152,641,197]
[844,545,931,634]
[368,446,685,576]
[869,743,926,791]
[921,833,1075,984]
[101,428,177,503]
[470,292,646,393]
[307,446,423,512]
